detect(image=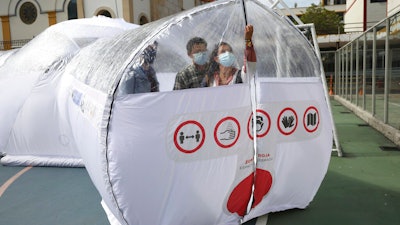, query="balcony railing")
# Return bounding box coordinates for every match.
[334,10,400,146]
[0,39,31,51]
